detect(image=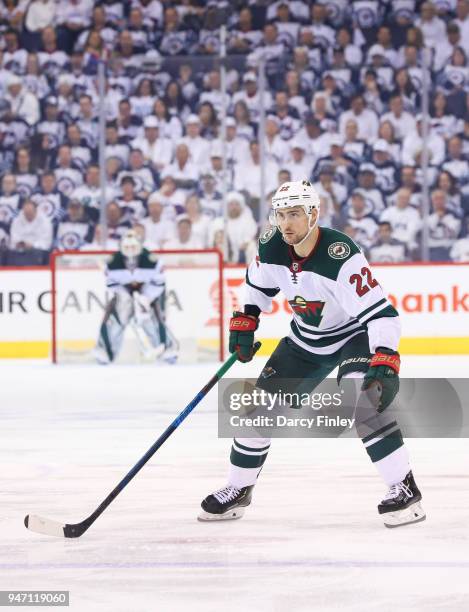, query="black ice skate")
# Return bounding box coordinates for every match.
[198,485,254,521]
[378,471,426,528]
